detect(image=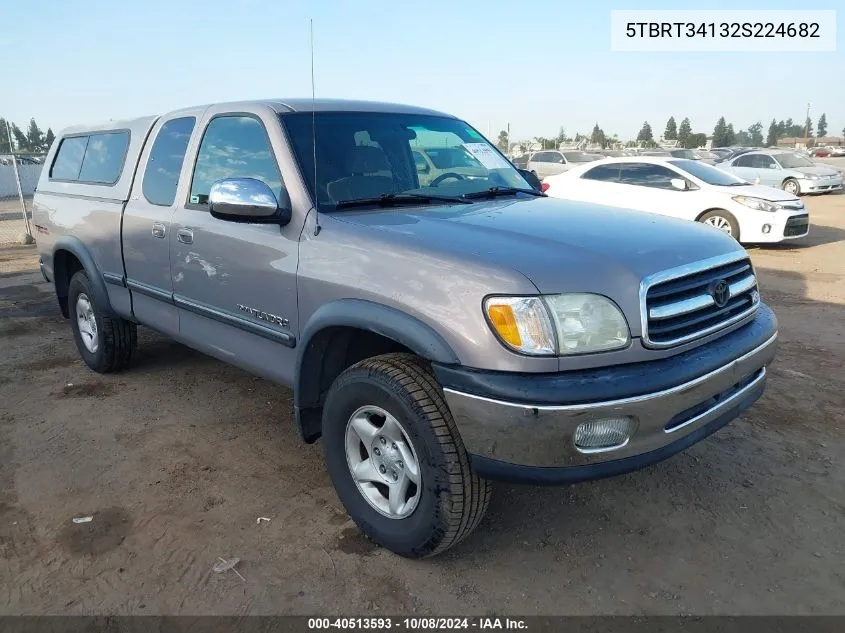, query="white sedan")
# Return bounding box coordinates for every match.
[542,156,809,244]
